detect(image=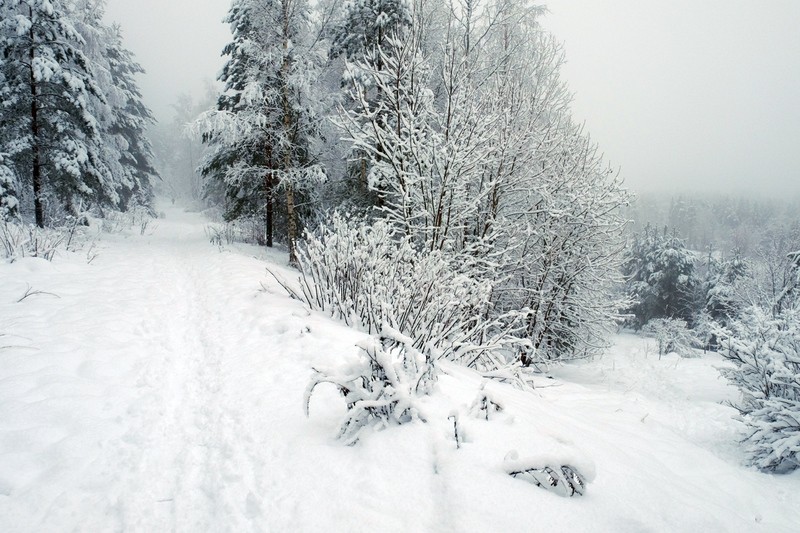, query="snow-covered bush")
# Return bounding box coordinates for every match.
[505,453,590,498]
[717,307,800,472]
[0,204,98,262]
[642,318,698,357]
[205,215,276,247]
[100,203,155,235]
[304,326,432,445]
[273,213,521,369]
[469,385,504,421]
